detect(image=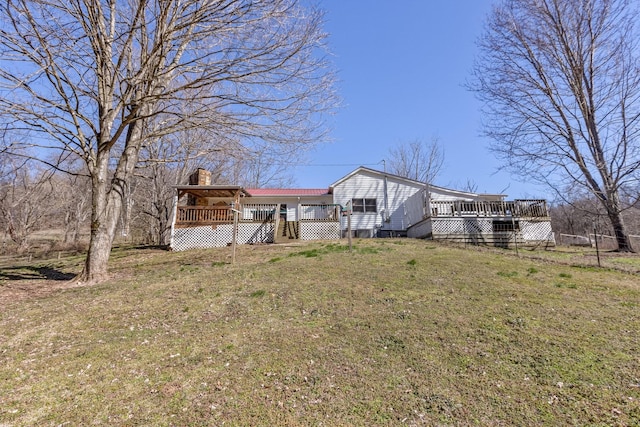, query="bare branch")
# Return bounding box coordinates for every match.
[471,0,640,251]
